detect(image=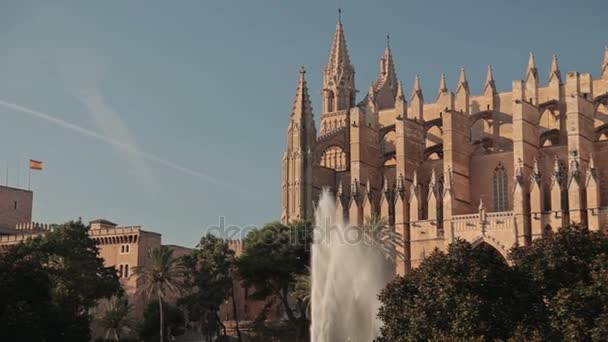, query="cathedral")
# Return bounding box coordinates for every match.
[281,14,608,274]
